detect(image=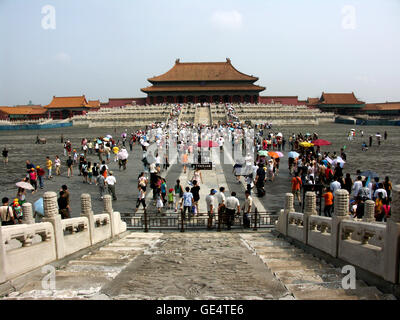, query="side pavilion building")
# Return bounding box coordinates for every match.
[141,58,266,104]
